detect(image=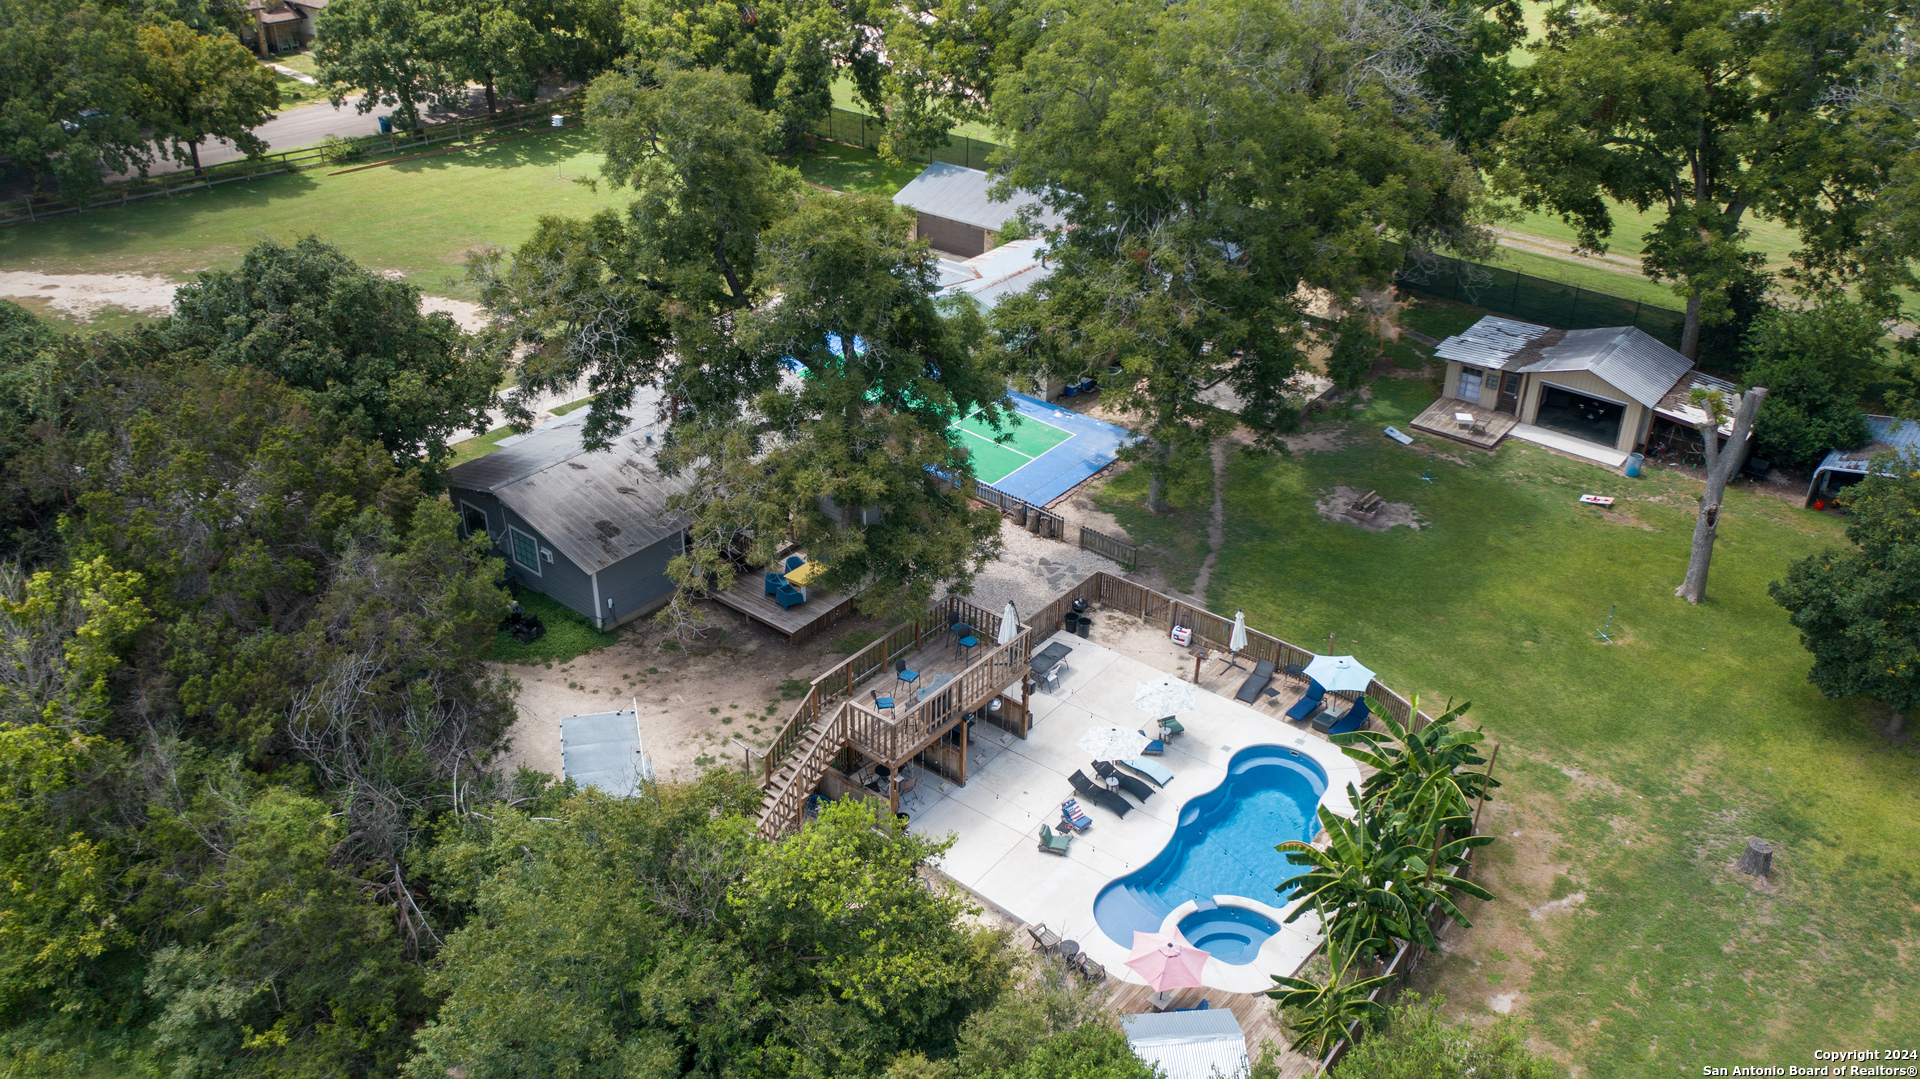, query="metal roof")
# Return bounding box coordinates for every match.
[1515,326,1693,409]
[892,163,1065,233]
[937,238,1056,309]
[445,387,691,575]
[1813,415,1920,478]
[1433,316,1554,370]
[1654,371,1739,436]
[560,710,652,797]
[1121,1010,1249,1079]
